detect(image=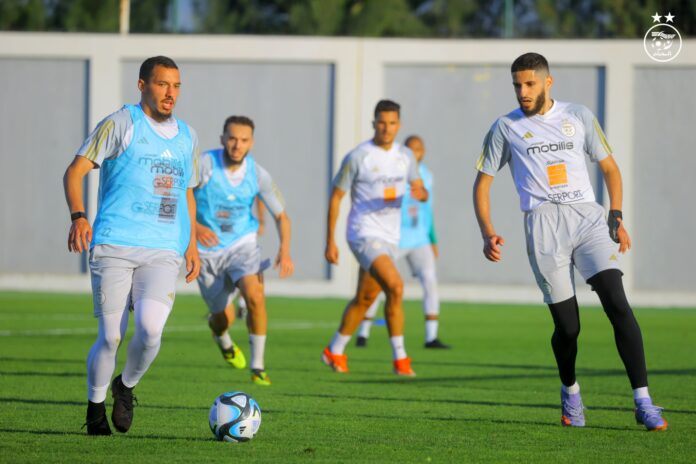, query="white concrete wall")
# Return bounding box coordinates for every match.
[0,32,694,307]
